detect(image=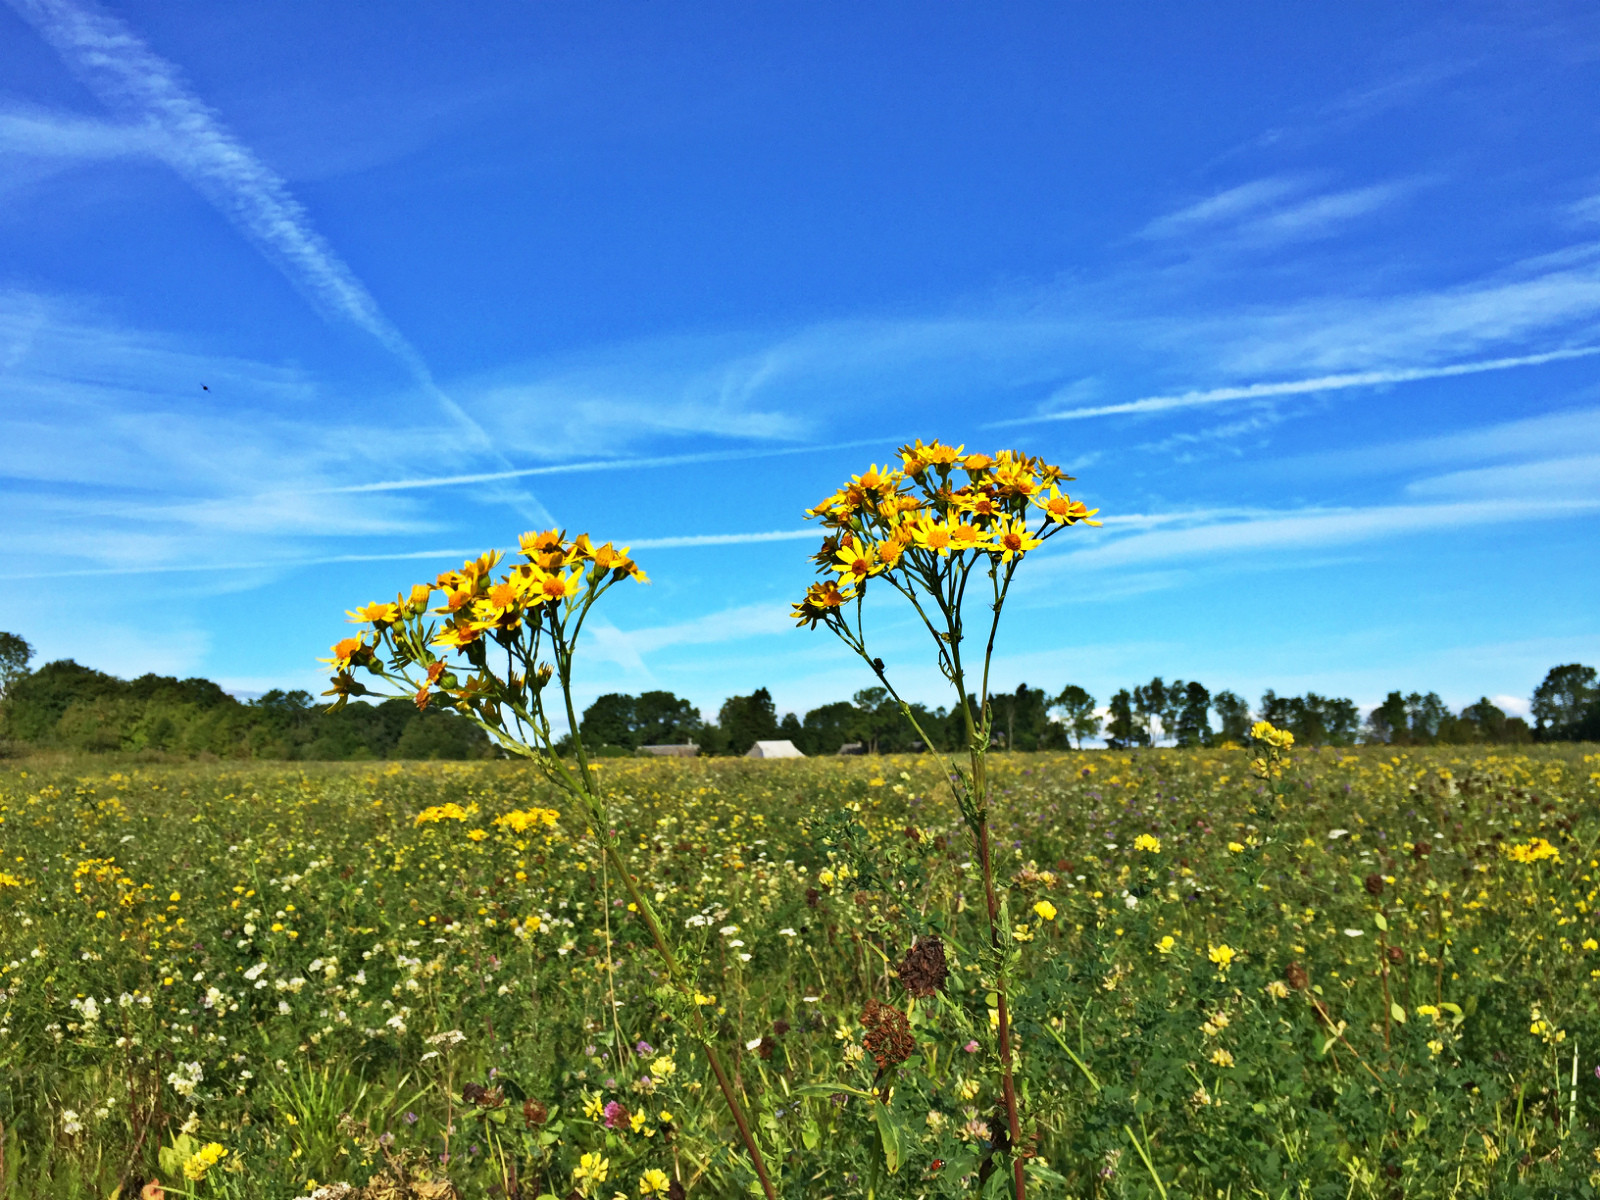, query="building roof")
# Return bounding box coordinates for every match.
[745,739,805,758]
[637,744,699,757]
